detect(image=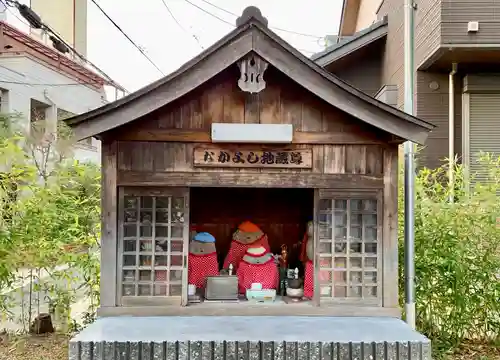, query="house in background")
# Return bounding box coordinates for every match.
[0,20,105,163]
[0,0,124,163]
[314,0,500,180]
[30,0,88,57]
